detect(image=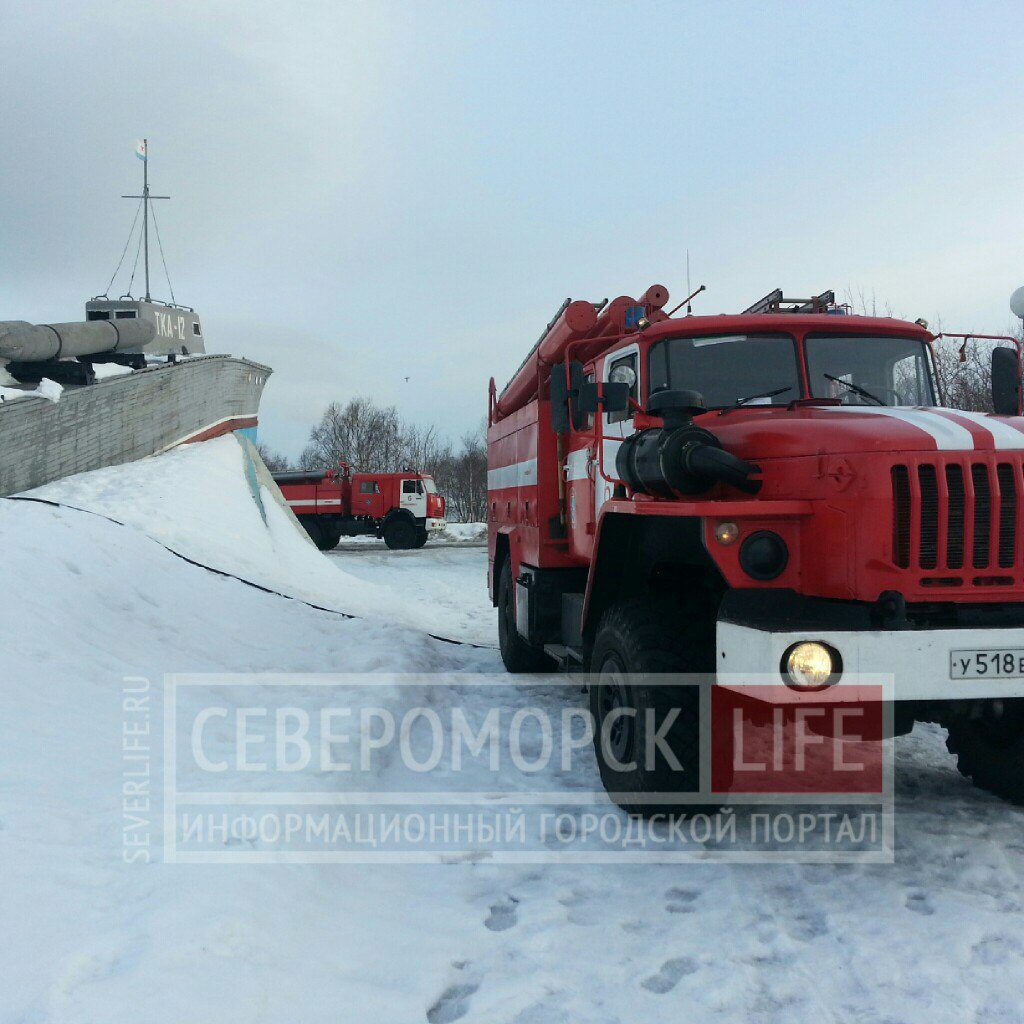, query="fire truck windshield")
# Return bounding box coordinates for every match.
[648,333,800,408]
[806,334,936,407]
